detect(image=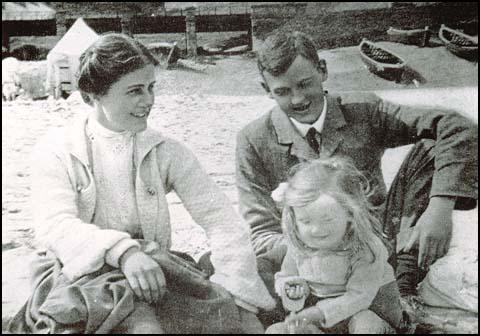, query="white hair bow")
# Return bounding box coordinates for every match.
[271,182,289,204]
